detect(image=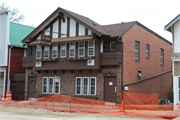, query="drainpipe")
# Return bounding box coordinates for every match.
[7,45,13,91]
